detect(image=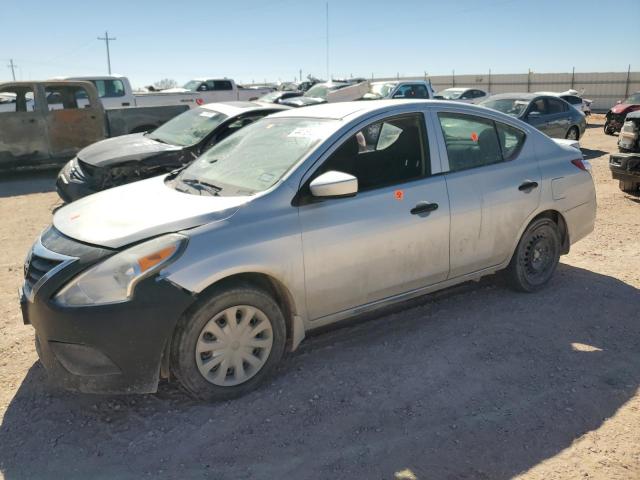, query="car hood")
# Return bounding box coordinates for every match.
[611,103,639,114]
[281,96,326,107]
[53,175,249,249]
[78,133,182,168]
